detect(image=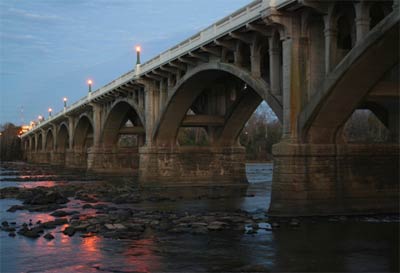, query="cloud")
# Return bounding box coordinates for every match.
[6,8,64,22]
